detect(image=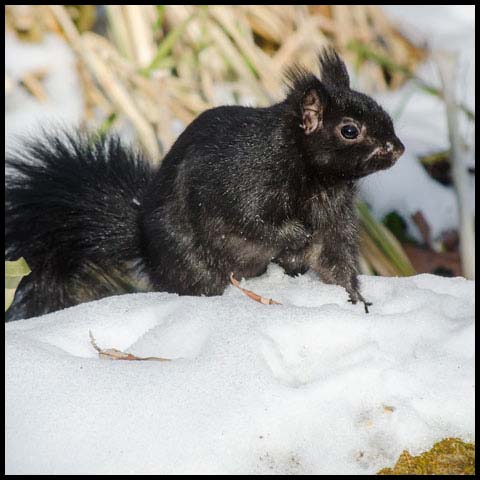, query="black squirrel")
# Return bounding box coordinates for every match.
[5,49,404,321]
